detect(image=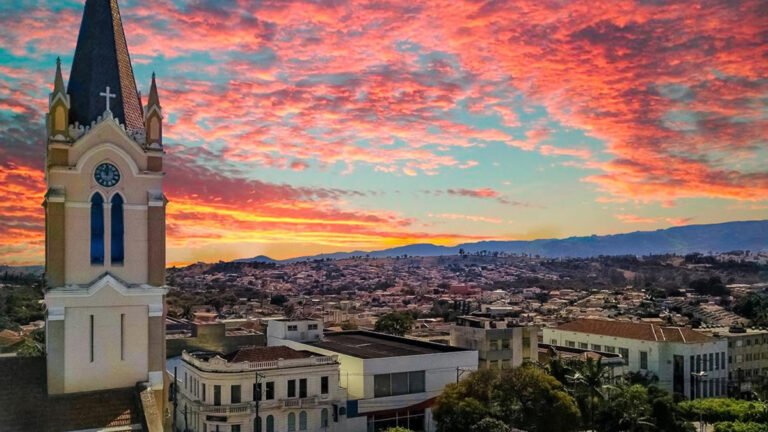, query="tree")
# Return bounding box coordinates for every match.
[374,312,415,336]
[16,328,45,357]
[568,357,611,430]
[494,365,581,432]
[270,294,288,307]
[597,384,654,432]
[471,418,511,432]
[434,369,500,432]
